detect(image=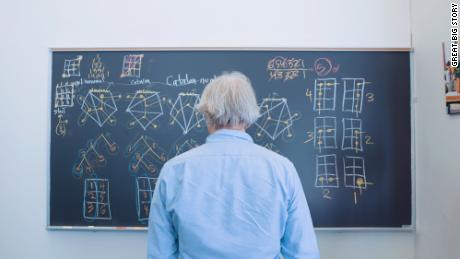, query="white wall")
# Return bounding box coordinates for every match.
[412,0,460,258]
[0,0,417,258]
